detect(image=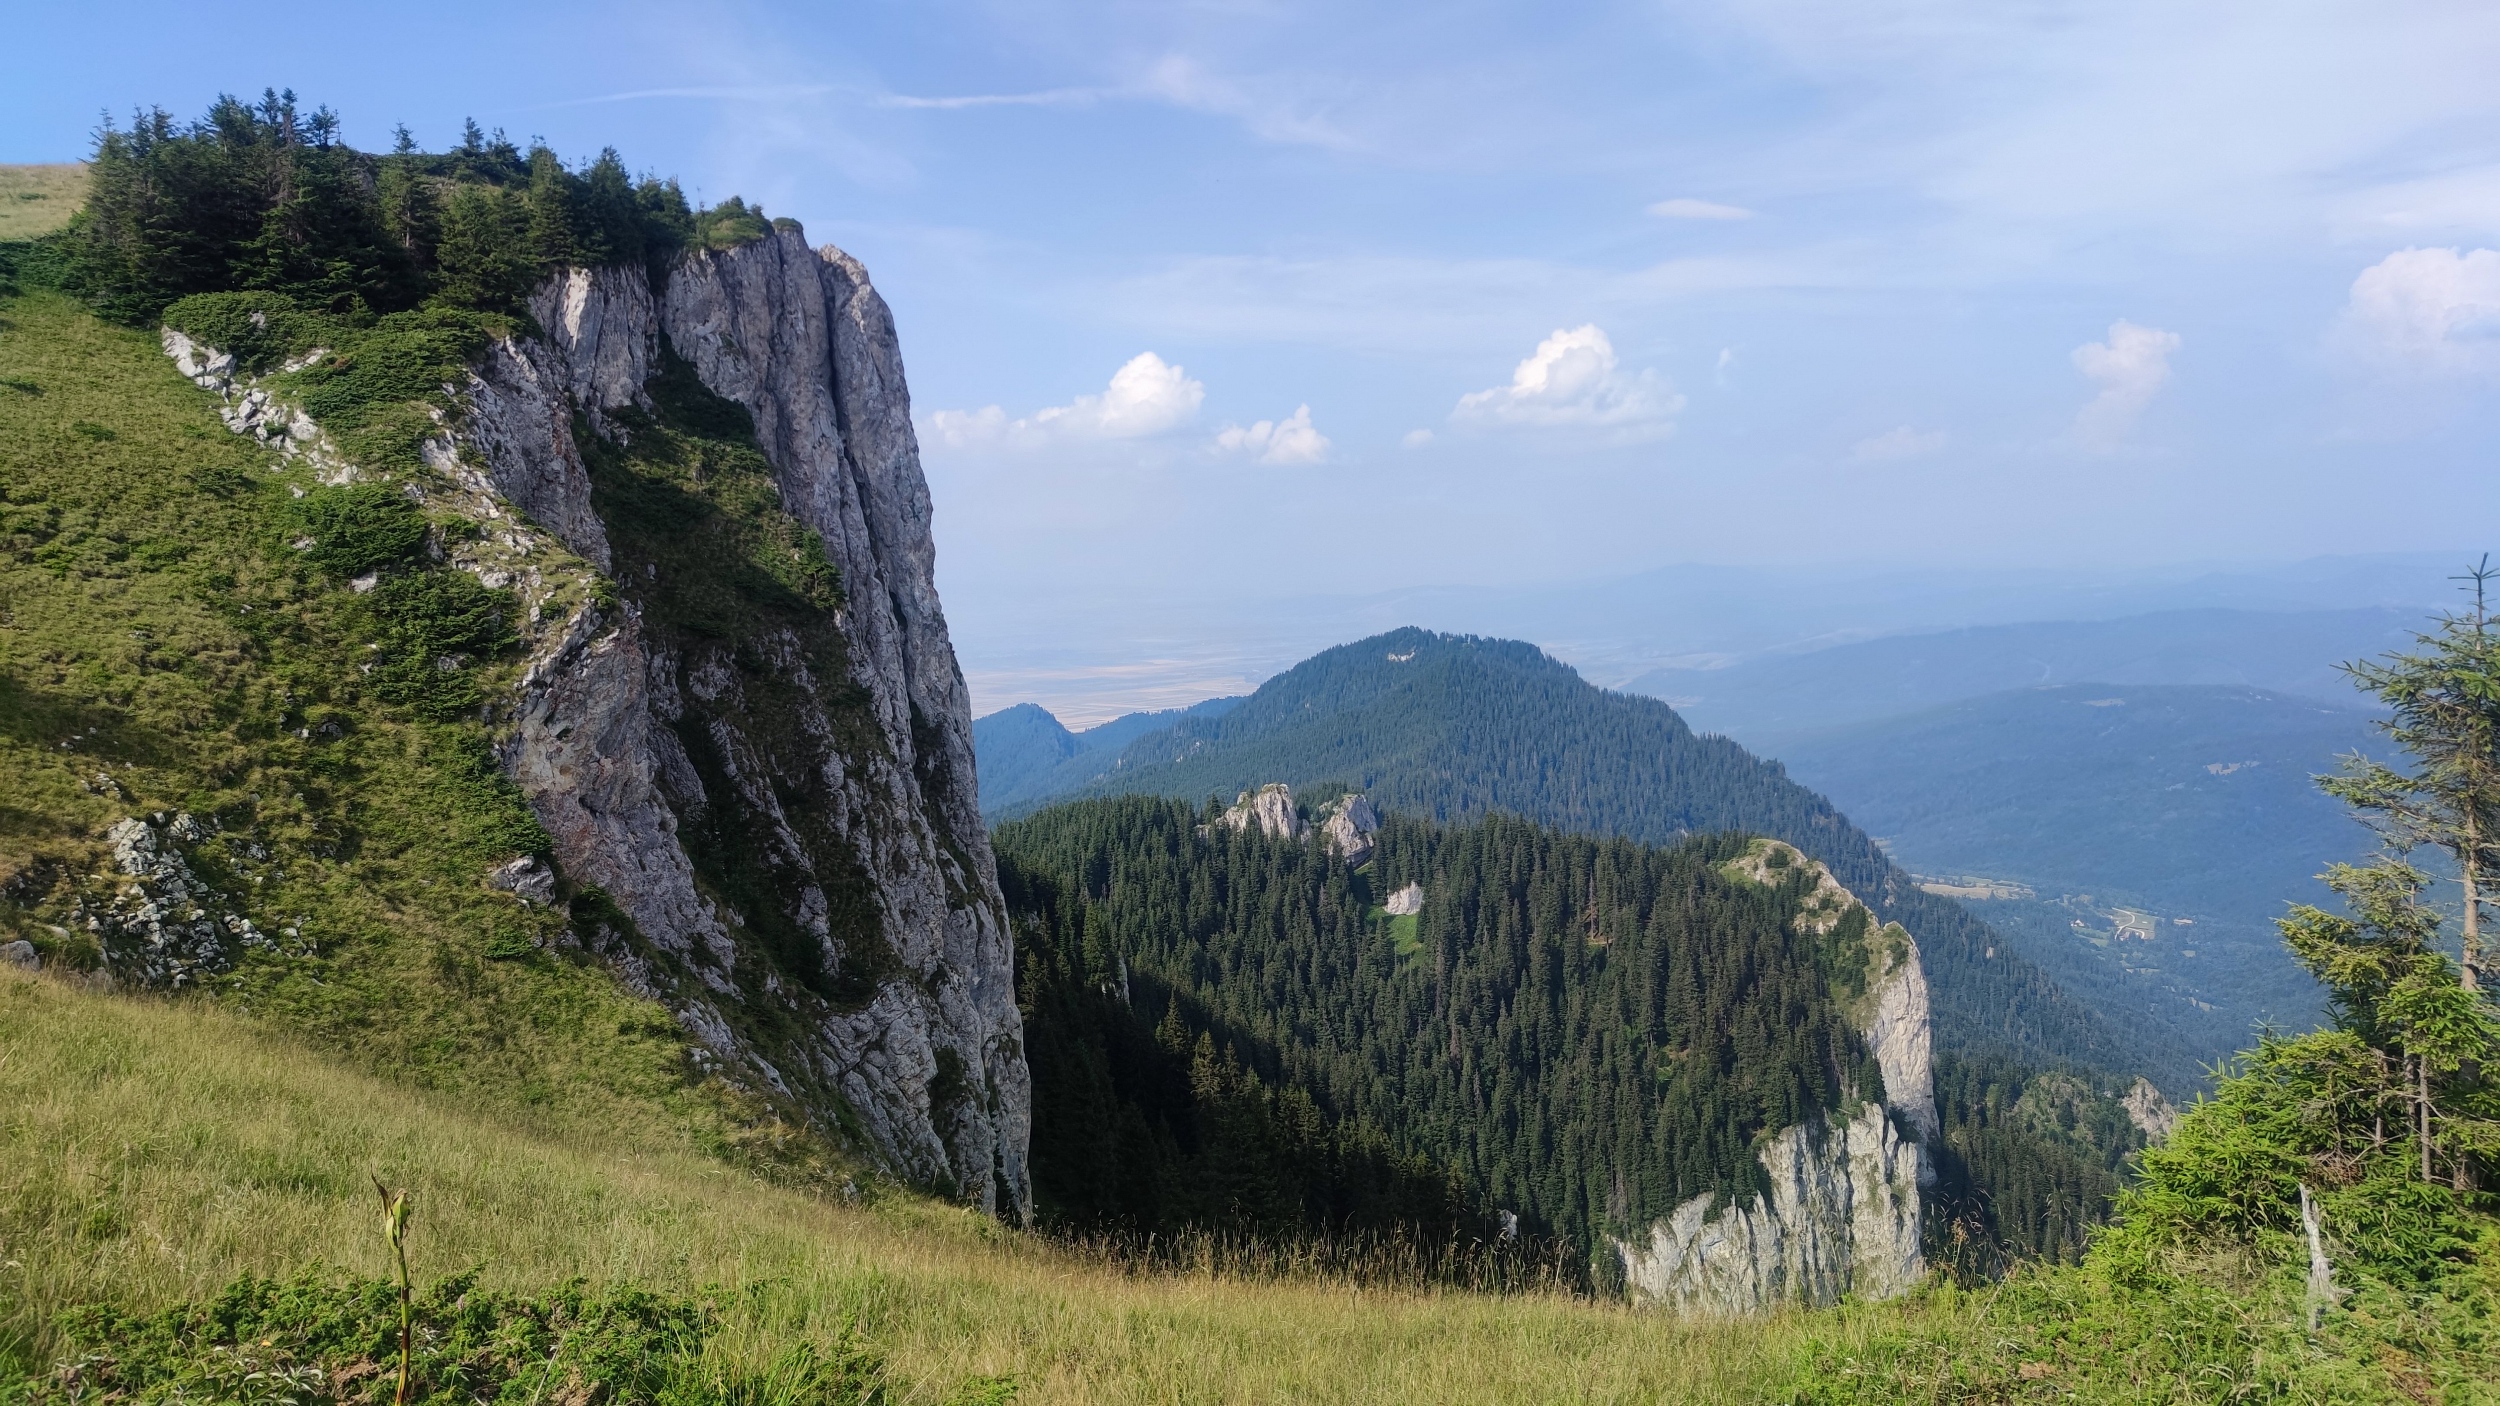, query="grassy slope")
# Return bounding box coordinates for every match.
[0,290,754,1149]
[0,166,84,241]
[0,968,1848,1404]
